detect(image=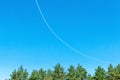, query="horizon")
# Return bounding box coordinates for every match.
[0,0,120,79]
